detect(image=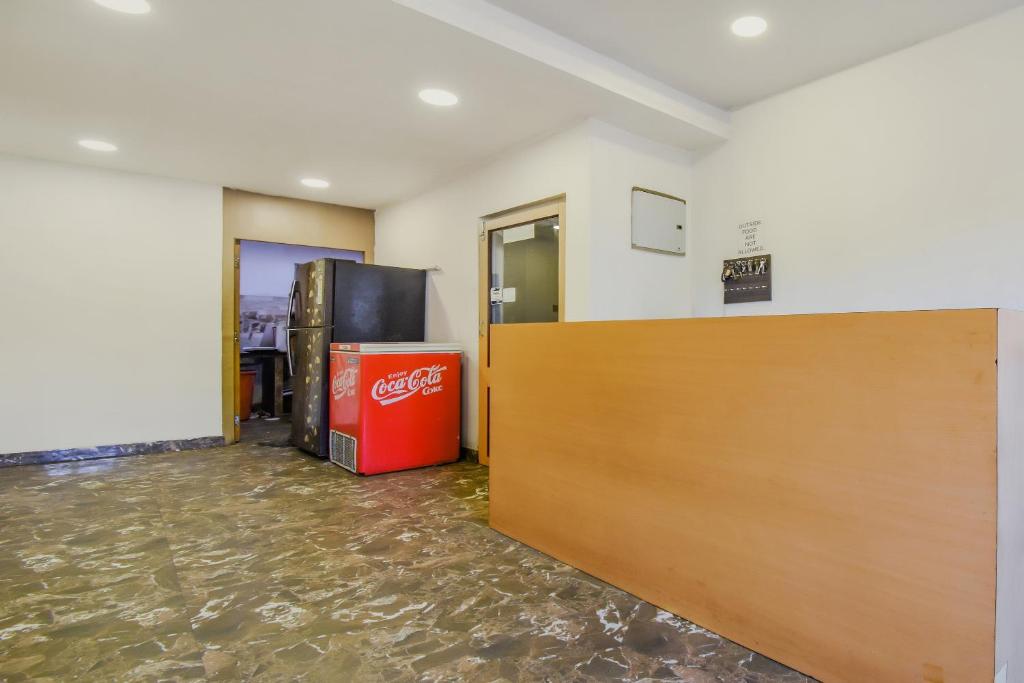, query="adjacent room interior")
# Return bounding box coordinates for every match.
[2,1,1023,681]
[238,240,364,438]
